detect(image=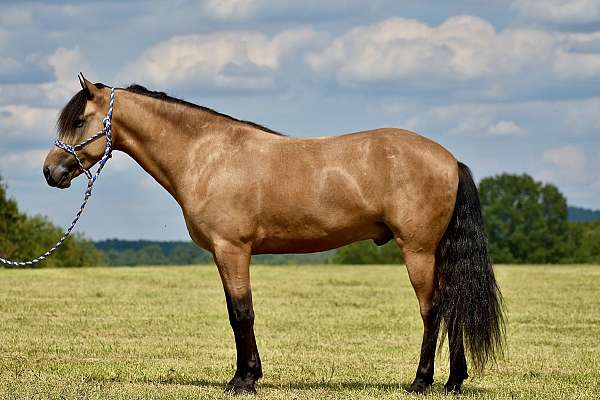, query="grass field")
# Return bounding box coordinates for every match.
[0,265,598,399]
